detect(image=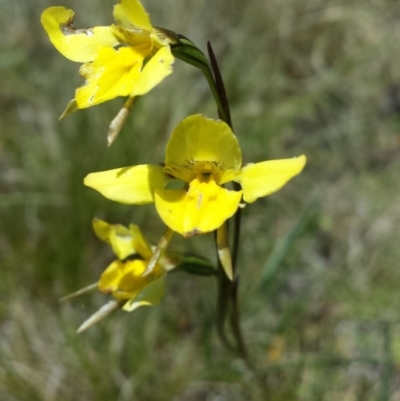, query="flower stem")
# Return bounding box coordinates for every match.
[172,35,250,369]
[216,257,237,353]
[205,42,248,361]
